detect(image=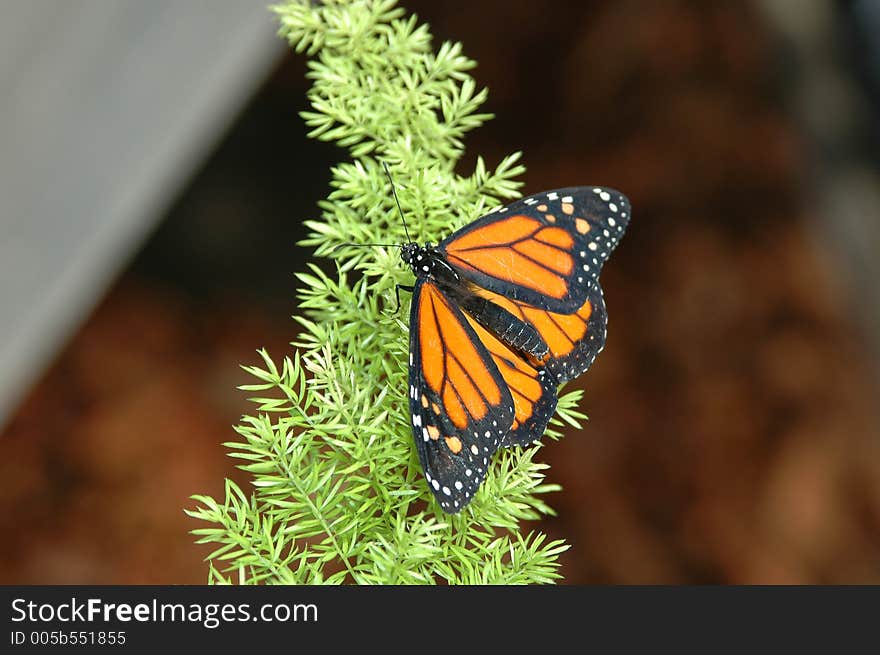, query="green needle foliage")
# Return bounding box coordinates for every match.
[187,0,585,585]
